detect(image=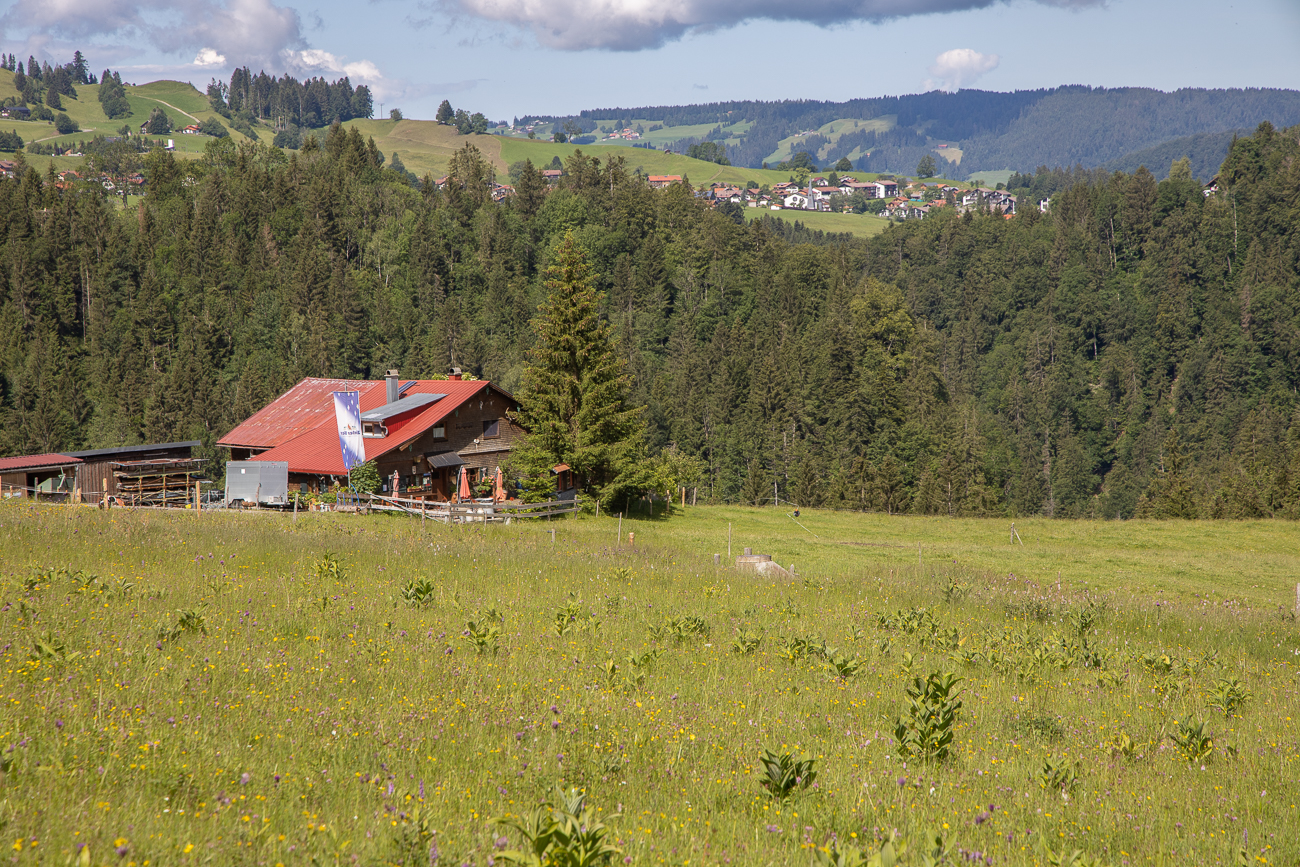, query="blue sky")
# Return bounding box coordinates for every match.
[2,0,1298,121]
